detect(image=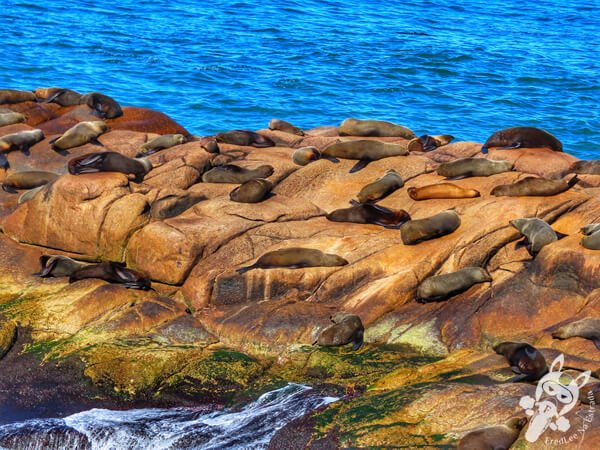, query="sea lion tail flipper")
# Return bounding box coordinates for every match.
[236,265,254,274]
[510,365,522,375]
[352,331,364,351]
[48,136,59,146]
[593,337,600,351]
[43,89,65,104]
[349,199,360,206]
[90,137,104,147]
[349,159,370,173]
[567,174,579,188]
[1,183,16,193]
